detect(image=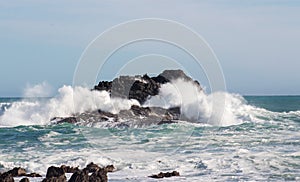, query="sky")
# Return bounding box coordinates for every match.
[0,0,300,96]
